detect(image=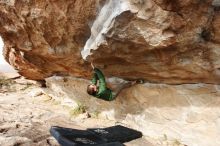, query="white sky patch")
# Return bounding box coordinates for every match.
[0,36,16,73]
[0,37,7,65]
